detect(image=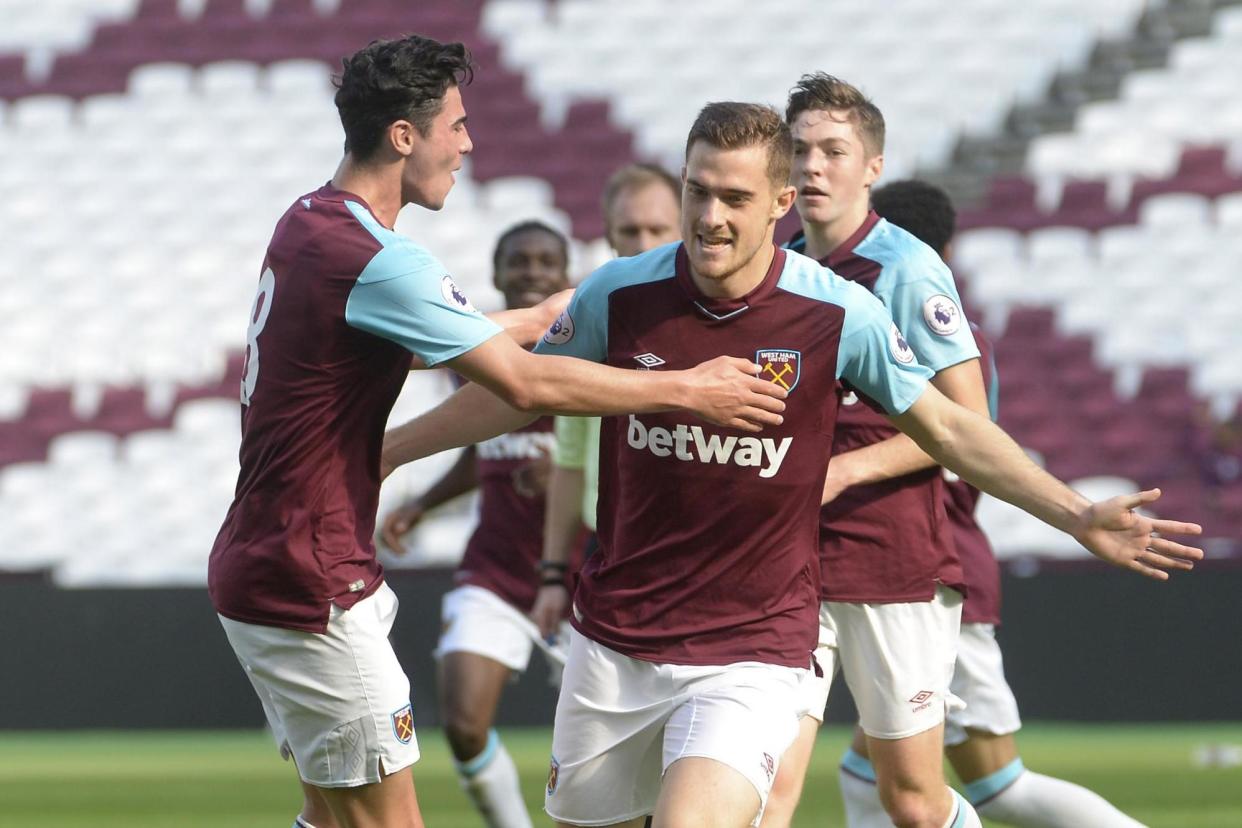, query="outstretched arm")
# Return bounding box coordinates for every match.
[822,358,987,503]
[408,289,575,369]
[383,333,787,477]
[890,385,1203,580]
